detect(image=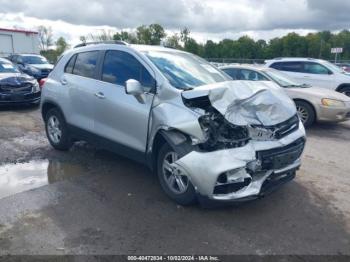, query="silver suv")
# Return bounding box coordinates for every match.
[41,42,306,205]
